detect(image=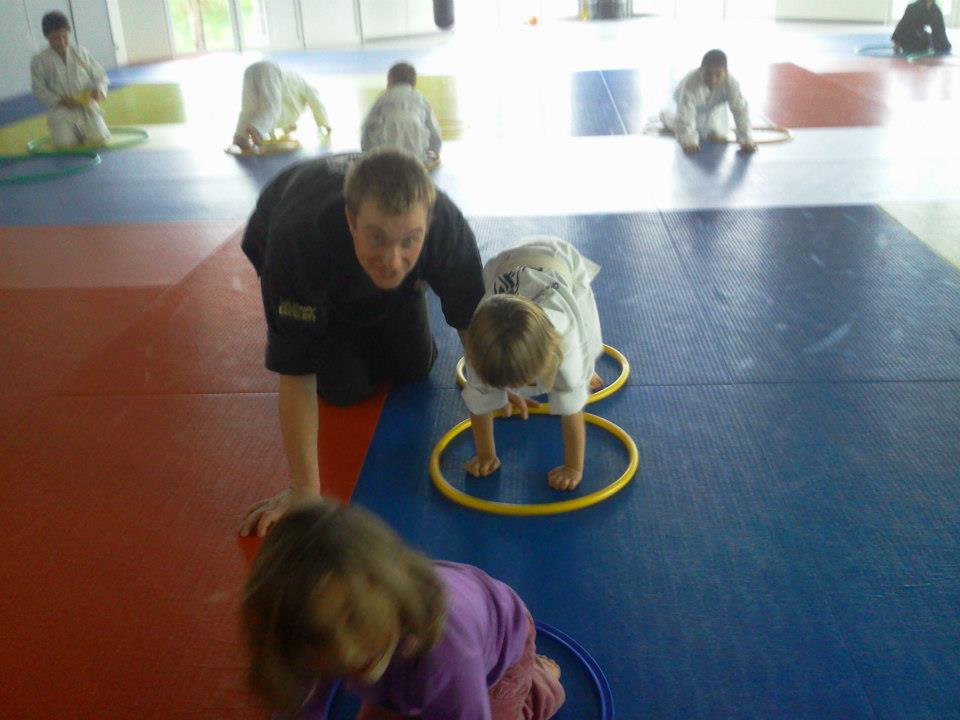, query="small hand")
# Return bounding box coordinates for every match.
[233,133,252,150]
[589,371,603,391]
[739,142,758,154]
[682,143,700,154]
[239,486,319,537]
[465,455,501,477]
[547,465,583,491]
[244,124,263,147]
[502,391,540,420]
[90,88,105,102]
